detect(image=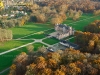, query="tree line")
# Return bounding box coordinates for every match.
[0,16,29,28]
[9,47,100,75]
[75,31,100,54]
